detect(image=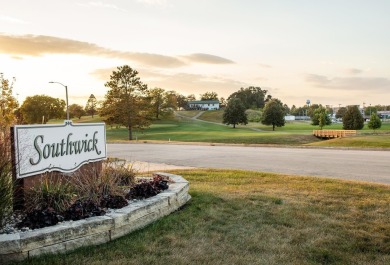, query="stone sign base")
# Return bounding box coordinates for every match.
[0,173,190,264]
